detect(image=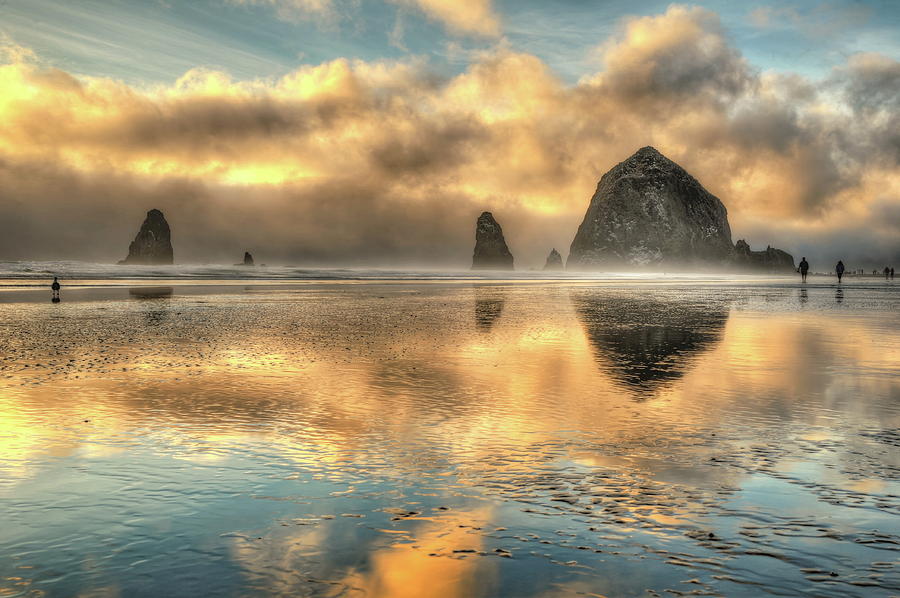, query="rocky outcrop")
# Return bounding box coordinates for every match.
[733,240,795,273]
[567,147,734,270]
[544,248,563,271]
[119,209,174,265]
[237,251,254,266]
[471,212,514,270]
